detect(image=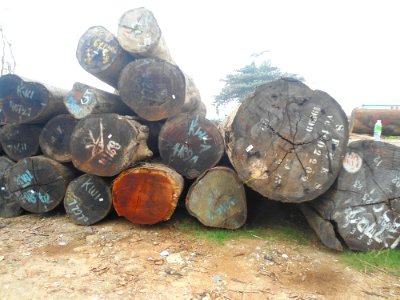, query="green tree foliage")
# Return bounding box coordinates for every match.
[213,59,303,113]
